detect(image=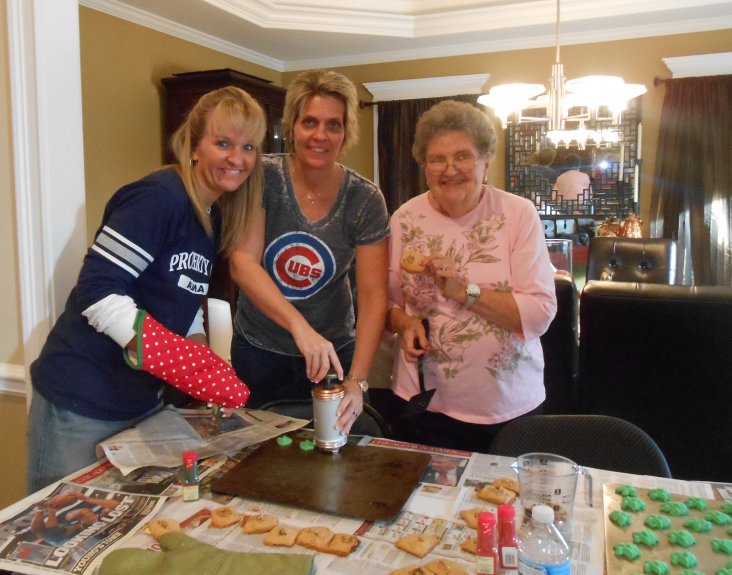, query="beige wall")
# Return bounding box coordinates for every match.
[1,4,730,507]
[0,0,28,508]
